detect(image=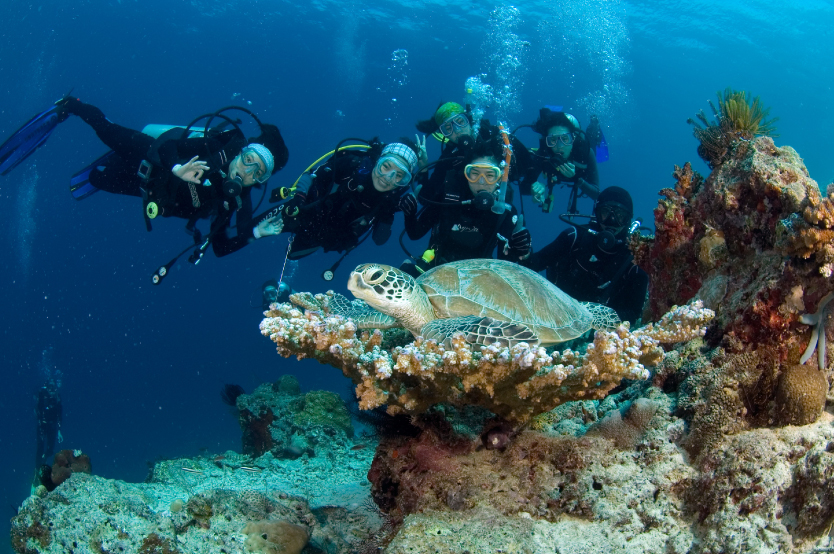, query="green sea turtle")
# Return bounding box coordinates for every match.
[345,259,620,348]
